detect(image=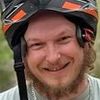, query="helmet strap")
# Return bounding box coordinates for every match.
[76,25,85,47]
[13,41,28,100]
